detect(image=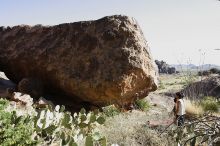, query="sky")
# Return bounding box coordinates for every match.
[1,0,220,65]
